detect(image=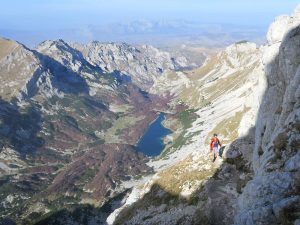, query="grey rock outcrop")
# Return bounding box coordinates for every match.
[234,6,300,225]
